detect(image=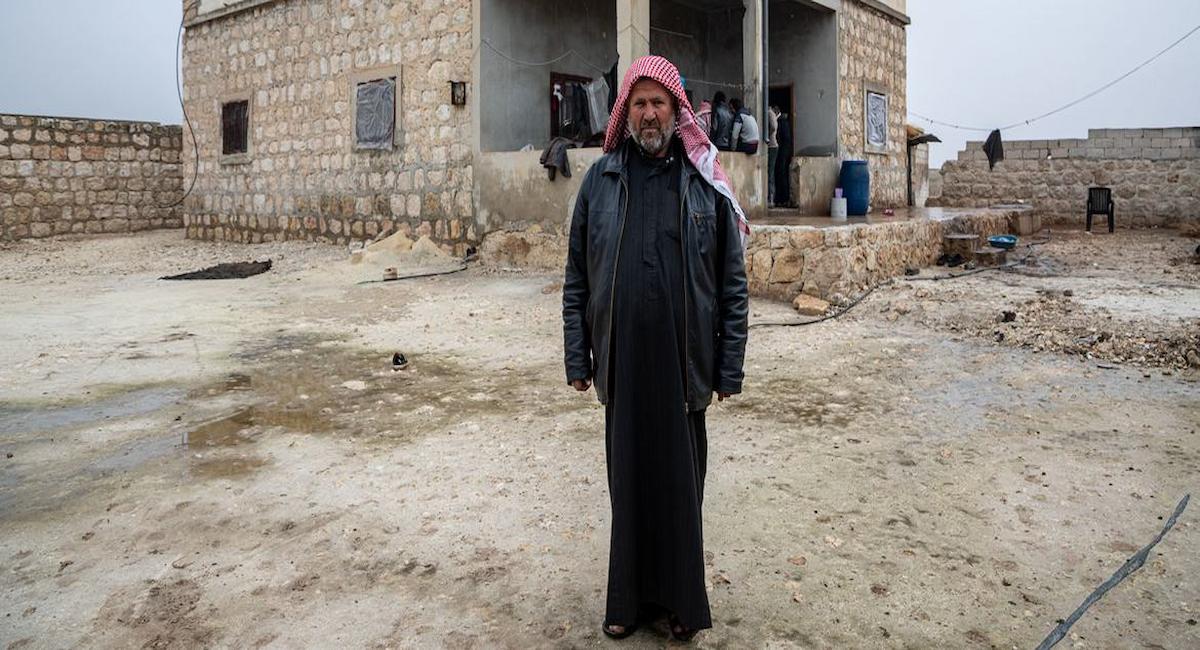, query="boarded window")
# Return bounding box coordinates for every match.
[865,90,888,152]
[355,77,397,150]
[221,100,249,155]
